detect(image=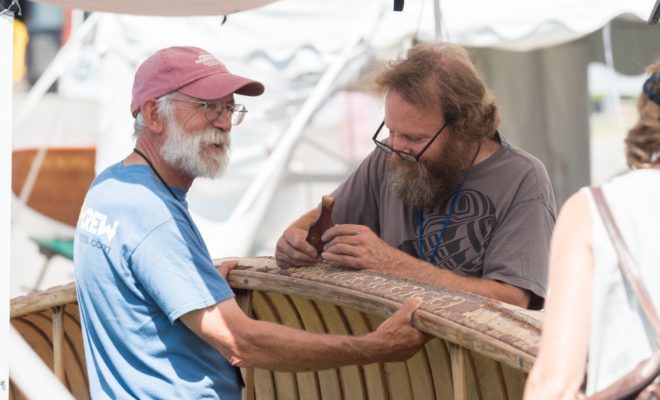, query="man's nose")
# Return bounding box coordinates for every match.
[390,150,405,161]
[390,135,410,154]
[212,113,231,132]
